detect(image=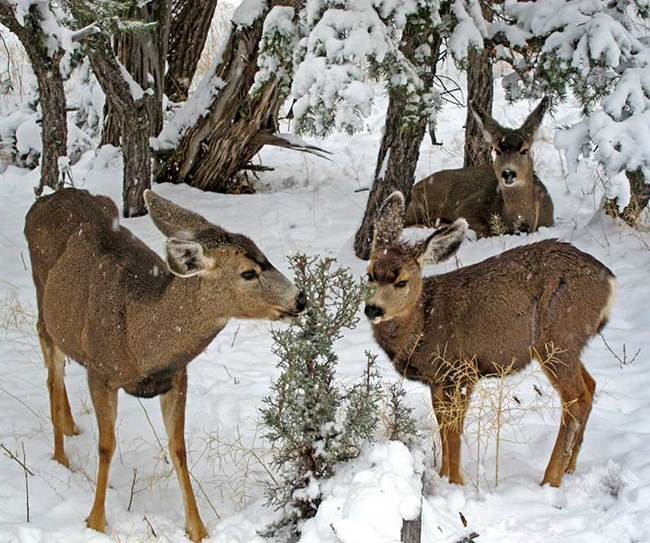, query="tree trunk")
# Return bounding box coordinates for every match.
[165,0,219,102]
[463,1,494,168]
[84,32,152,217]
[605,168,650,227]
[102,0,171,146]
[0,3,67,194]
[463,47,493,167]
[400,514,422,543]
[353,16,443,260]
[155,0,293,193]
